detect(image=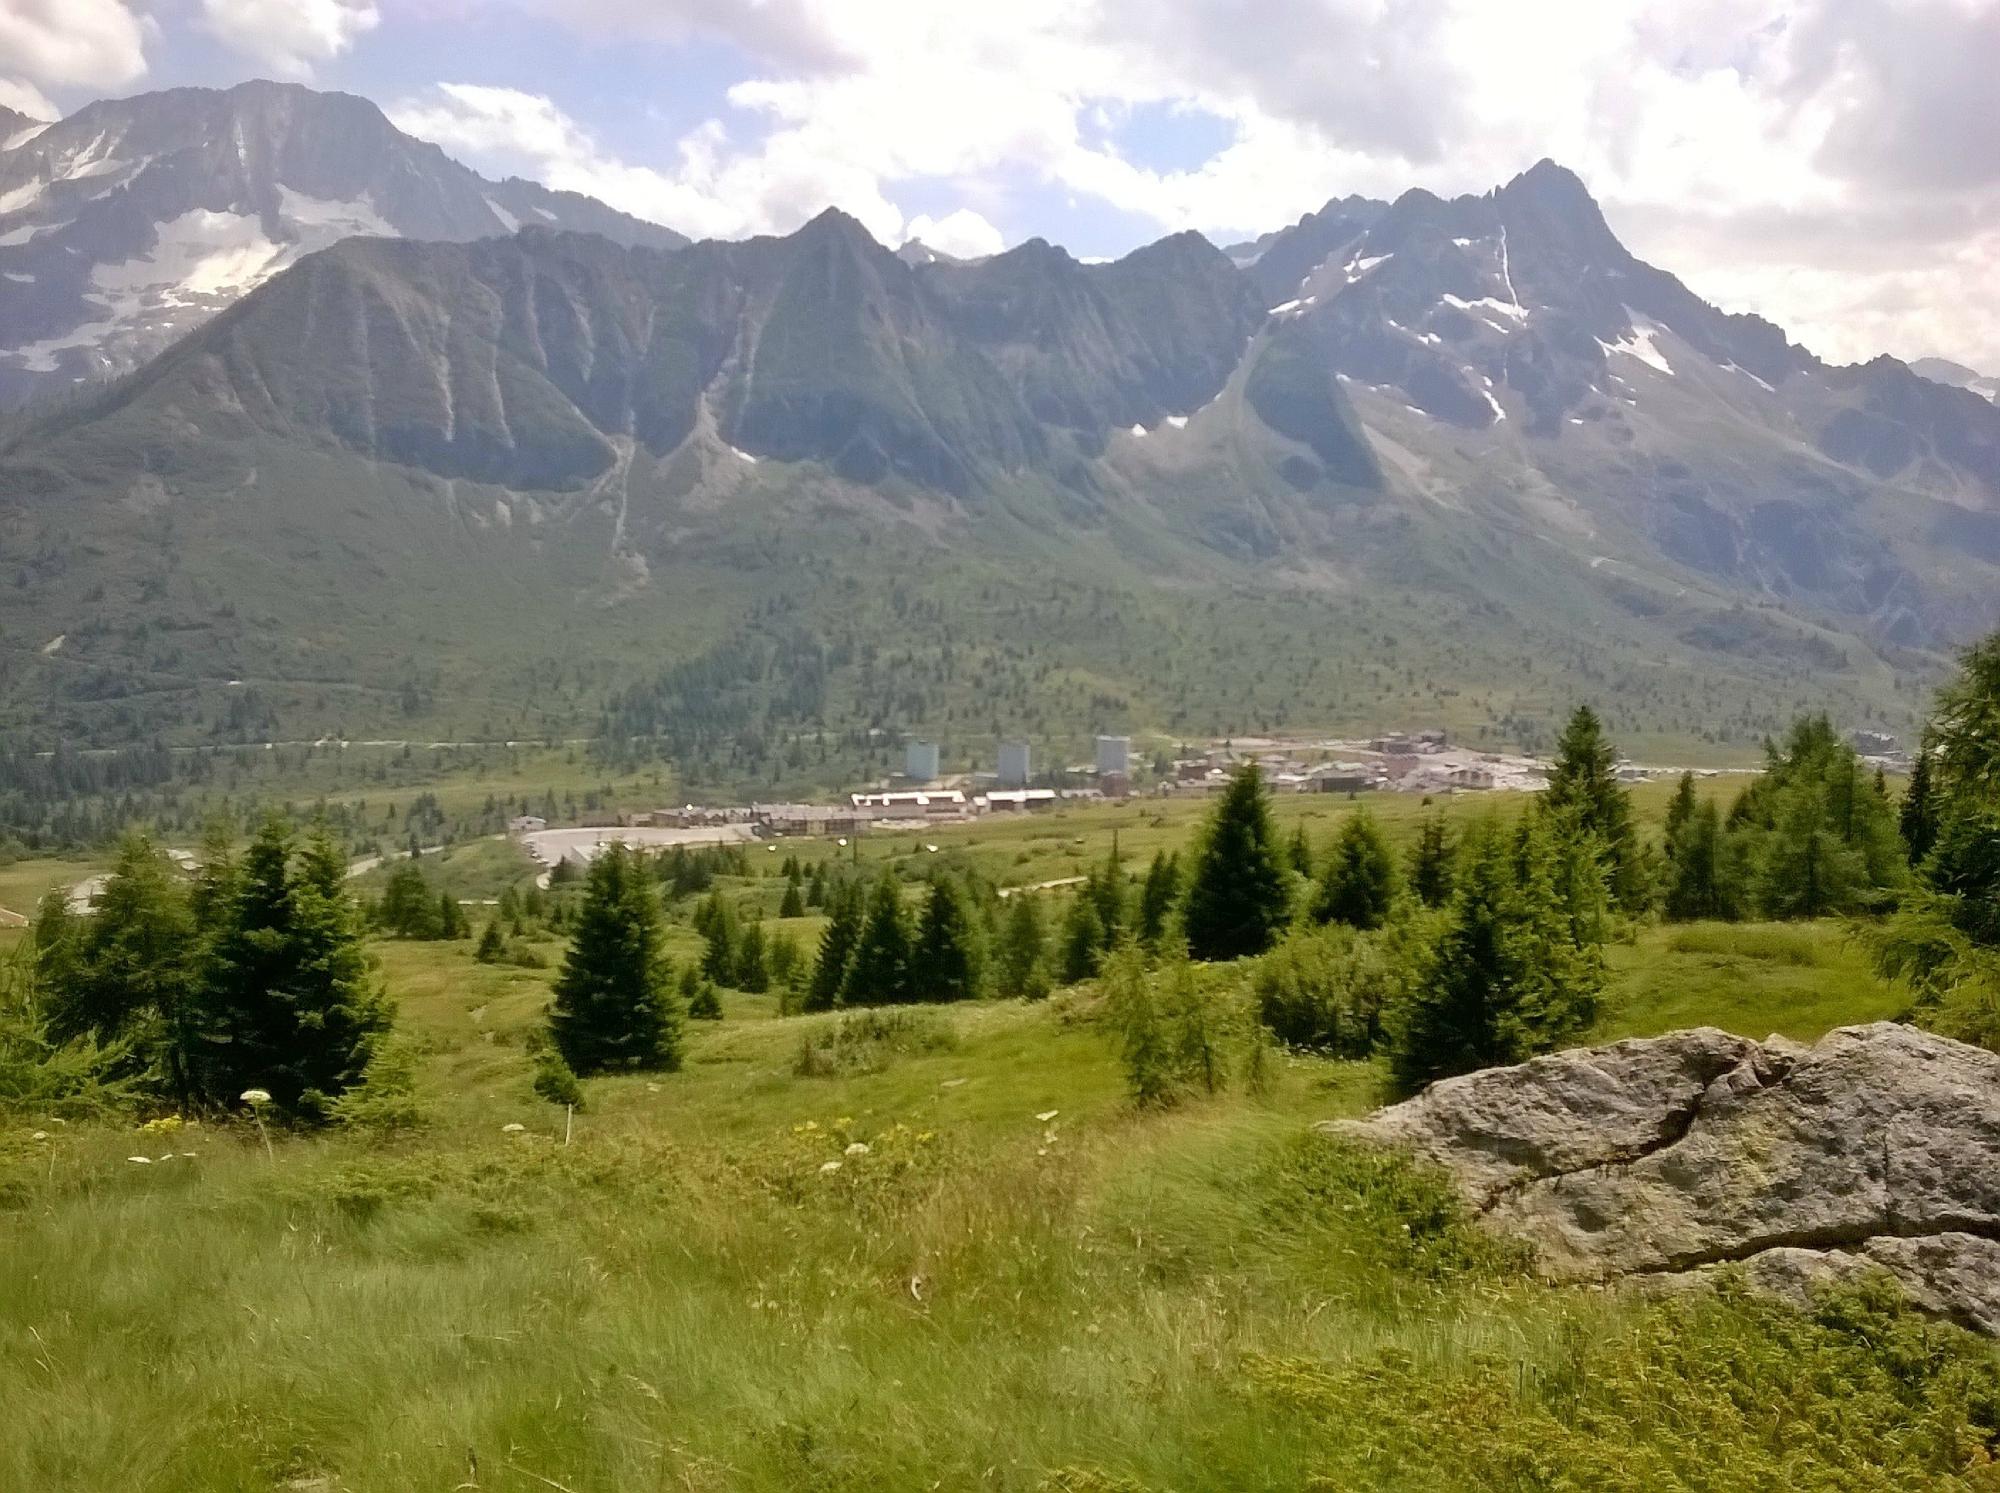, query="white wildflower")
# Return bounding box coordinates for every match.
[819,1160,843,1174]
[501,1122,526,1134]
[240,1088,271,1105]
[844,1141,870,1157]
[1035,1109,1059,1122]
